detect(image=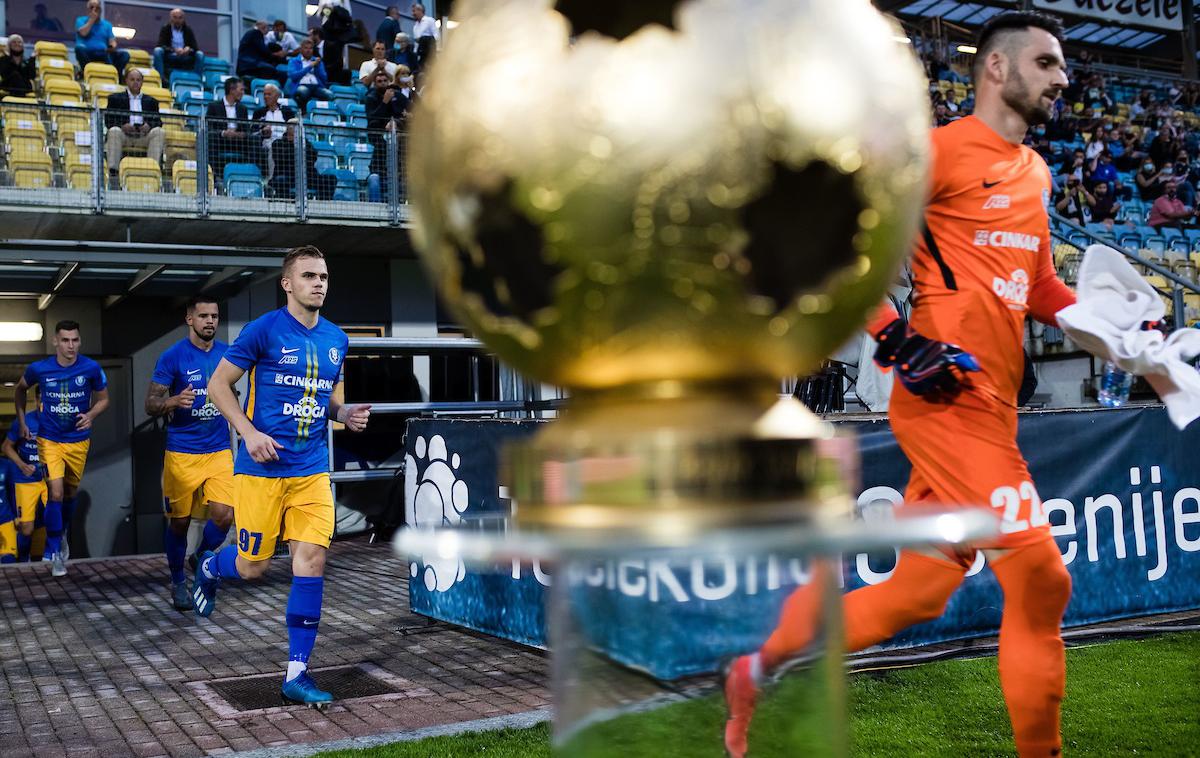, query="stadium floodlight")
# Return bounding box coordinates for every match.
[113,26,136,39]
[956,44,978,54]
[0,322,44,342]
